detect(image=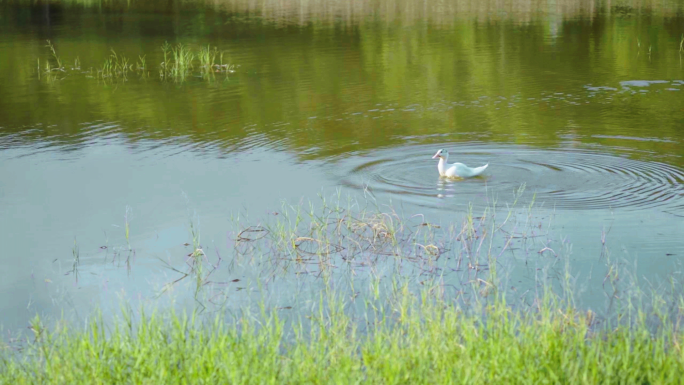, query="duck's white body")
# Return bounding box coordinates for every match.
[433,149,488,178]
